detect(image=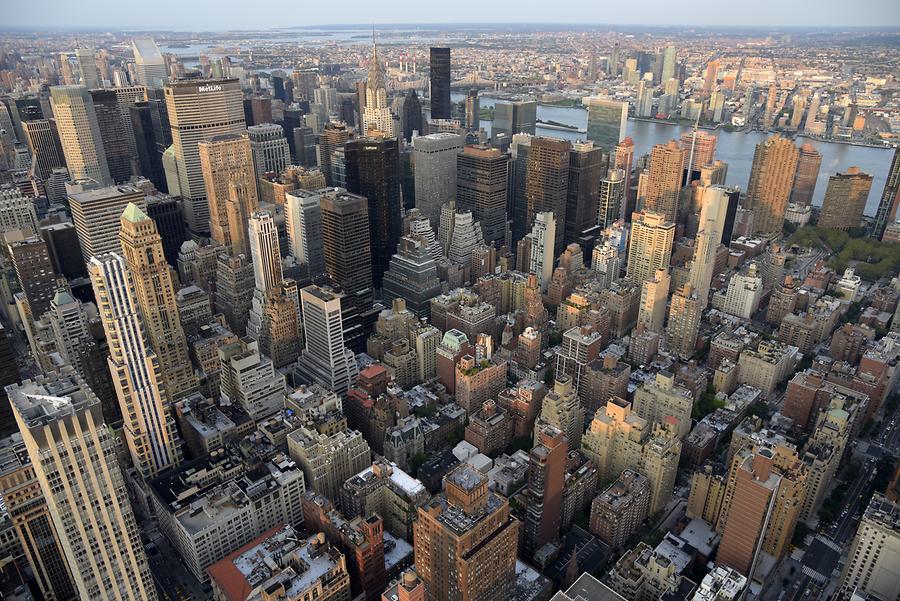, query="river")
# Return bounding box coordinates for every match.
[455,93,895,216]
